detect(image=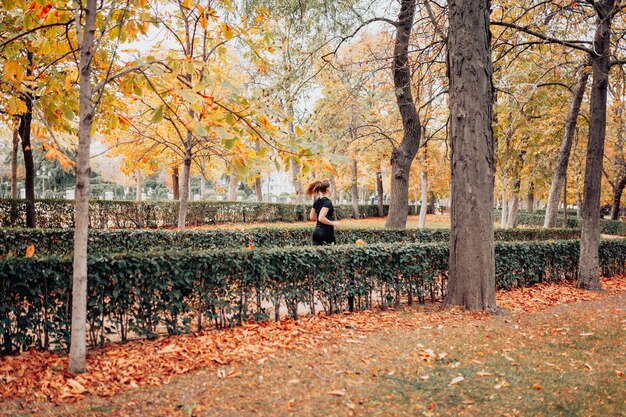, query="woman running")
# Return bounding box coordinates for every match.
[306,180,339,245]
